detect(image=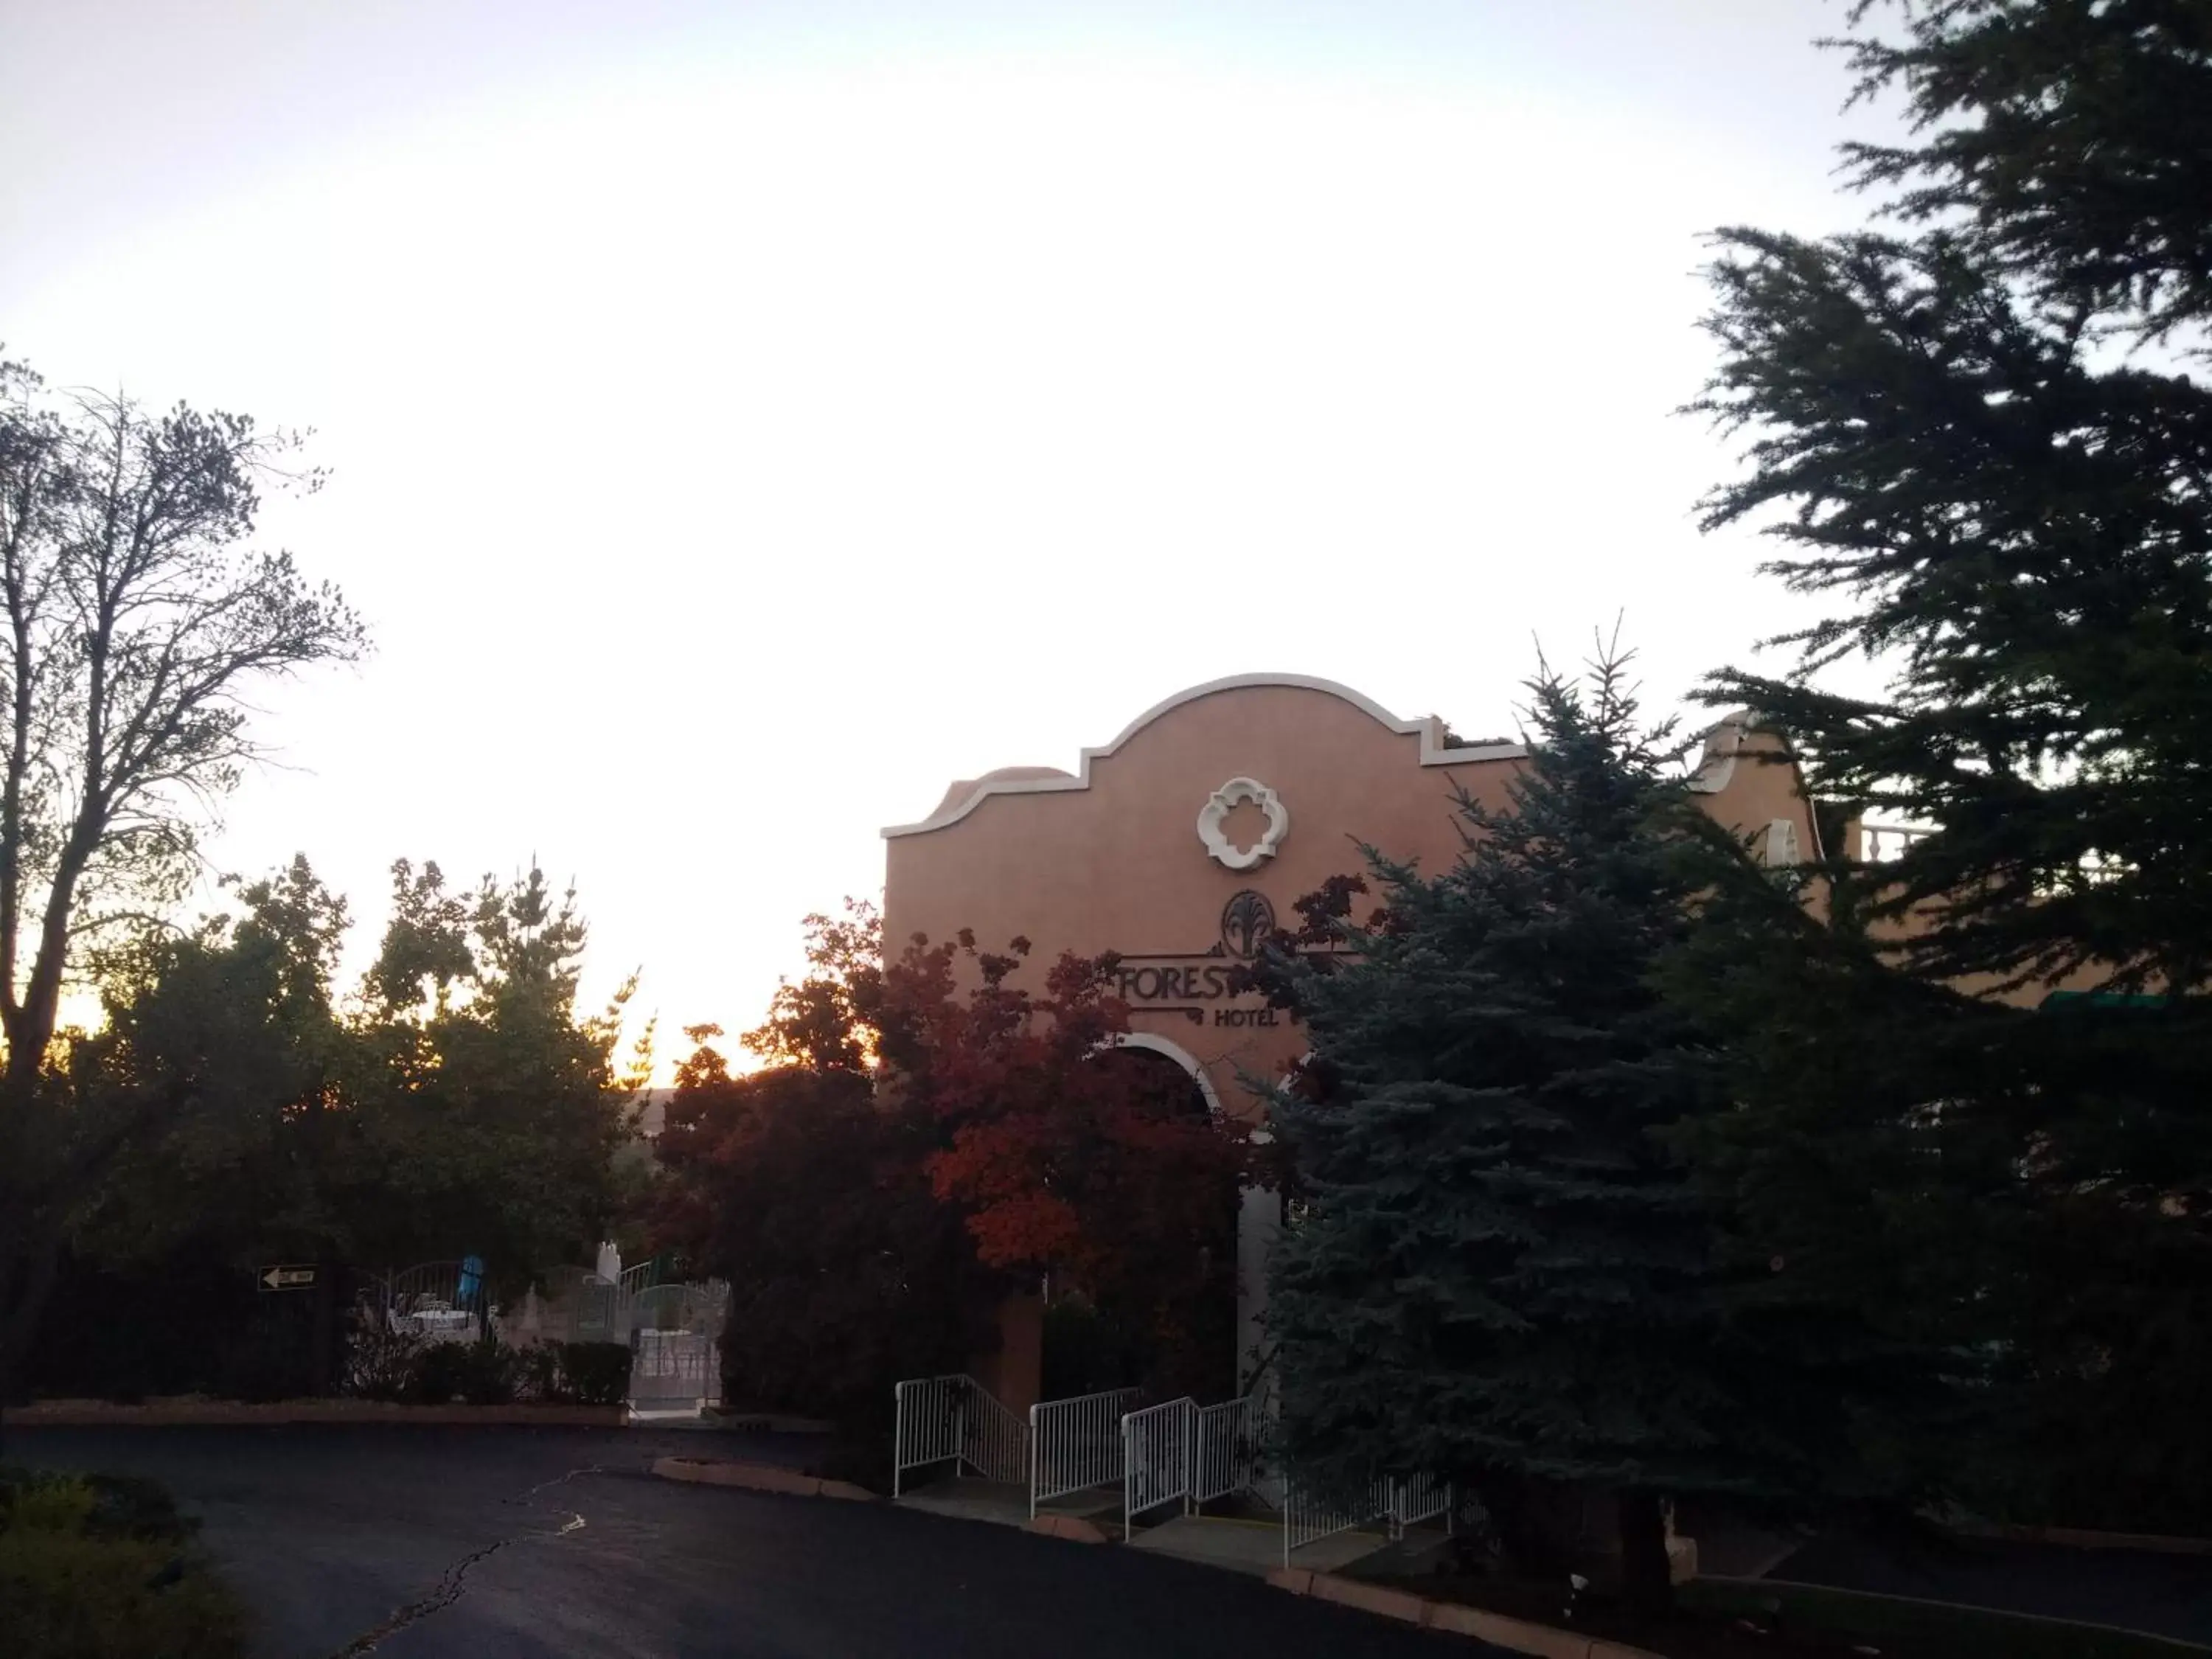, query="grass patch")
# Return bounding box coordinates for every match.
[0,1467,248,1659]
